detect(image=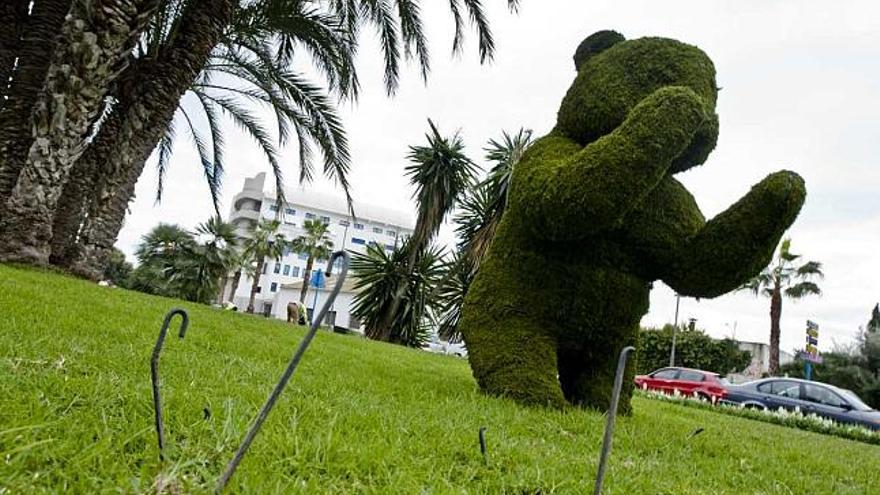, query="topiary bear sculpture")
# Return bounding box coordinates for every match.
[458,30,806,413]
